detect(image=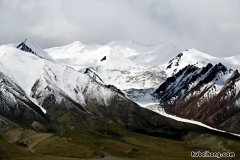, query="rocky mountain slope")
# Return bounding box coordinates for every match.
[155,62,240,134]
[0,70,46,126]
